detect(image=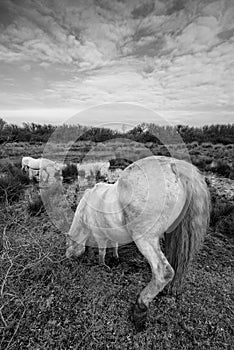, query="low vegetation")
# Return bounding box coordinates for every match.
[0,161,233,349]
[62,163,78,184]
[0,162,29,203]
[209,185,234,240]
[1,118,234,144]
[26,190,45,216]
[0,121,233,349]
